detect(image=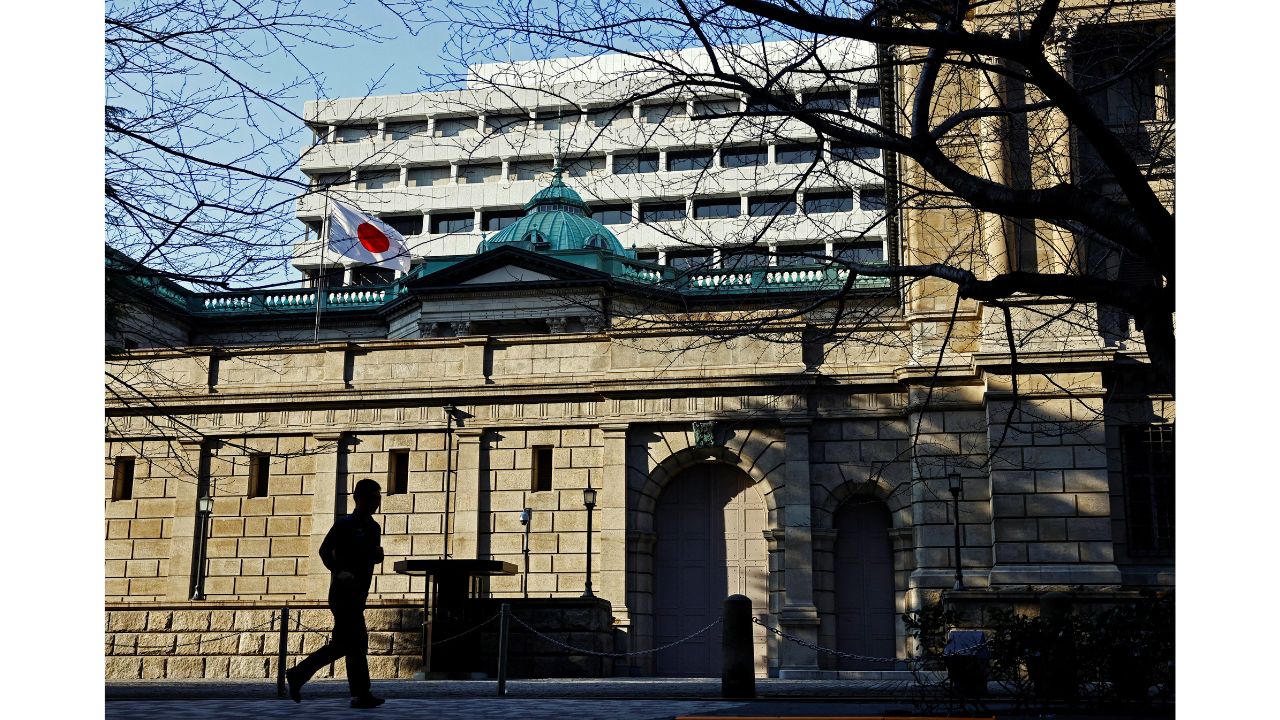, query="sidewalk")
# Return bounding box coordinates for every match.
[106,677,926,701]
